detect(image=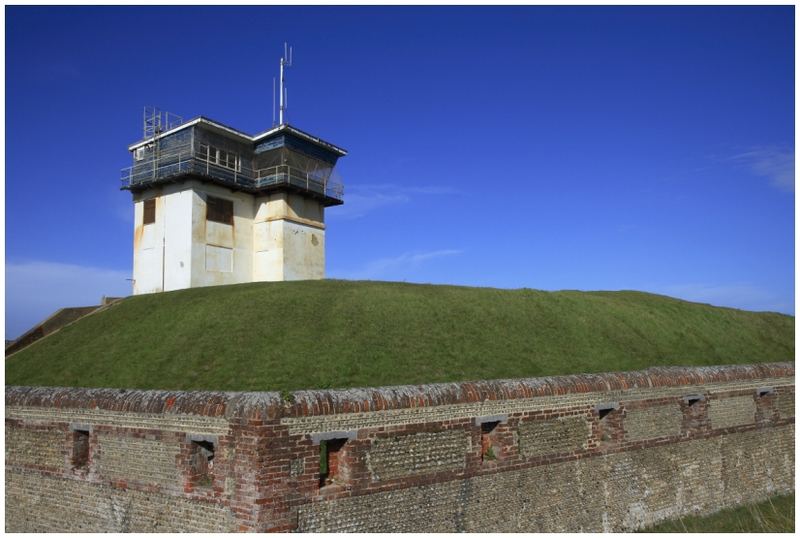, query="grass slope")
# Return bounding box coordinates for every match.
[5,280,794,392]
[644,494,794,532]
